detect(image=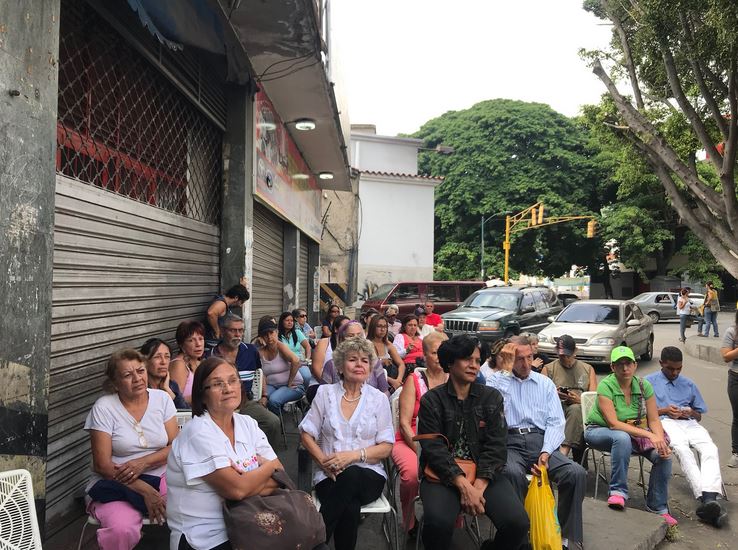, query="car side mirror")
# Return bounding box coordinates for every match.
[520,306,535,314]
[626,319,640,327]
[547,316,555,323]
